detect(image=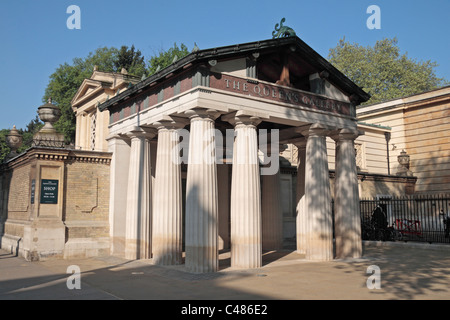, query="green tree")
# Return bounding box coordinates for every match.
[43,47,118,143]
[43,46,147,143]
[147,43,190,76]
[115,45,146,77]
[328,37,447,105]
[0,118,42,163]
[25,115,43,134]
[0,129,11,162]
[42,43,188,144]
